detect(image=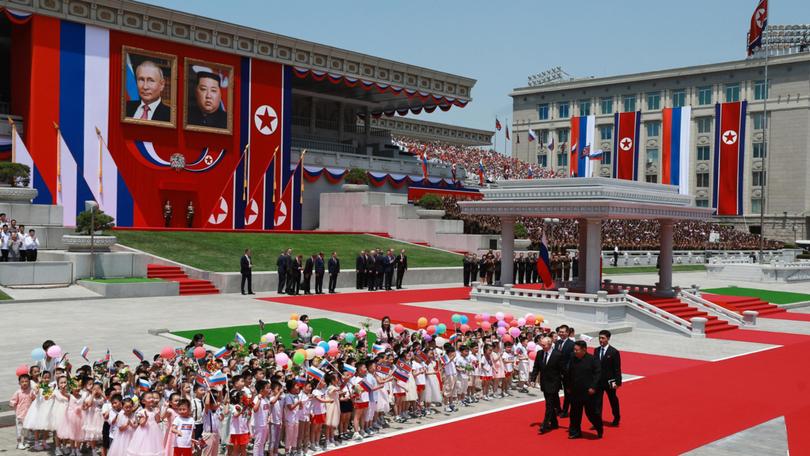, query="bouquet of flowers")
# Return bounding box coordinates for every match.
[117,367,130,383]
[39,381,53,400]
